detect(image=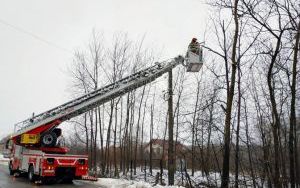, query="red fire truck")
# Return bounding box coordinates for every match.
[5,122,96,183]
[6,142,89,183]
[3,47,203,184]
